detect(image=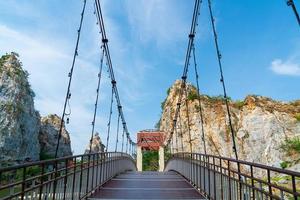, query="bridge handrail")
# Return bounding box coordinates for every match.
[165,152,300,200]
[170,152,300,177]
[0,152,133,173]
[0,152,136,200]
